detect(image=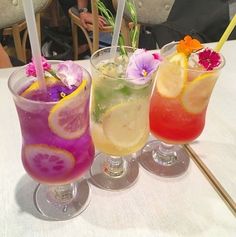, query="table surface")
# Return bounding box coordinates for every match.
[189,40,236,203]
[0,42,236,237]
